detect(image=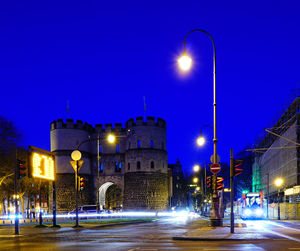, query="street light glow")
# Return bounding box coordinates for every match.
[197,136,205,146]
[196,186,200,191]
[107,134,116,143]
[178,54,192,71]
[193,164,200,172]
[193,177,198,183]
[275,178,283,187]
